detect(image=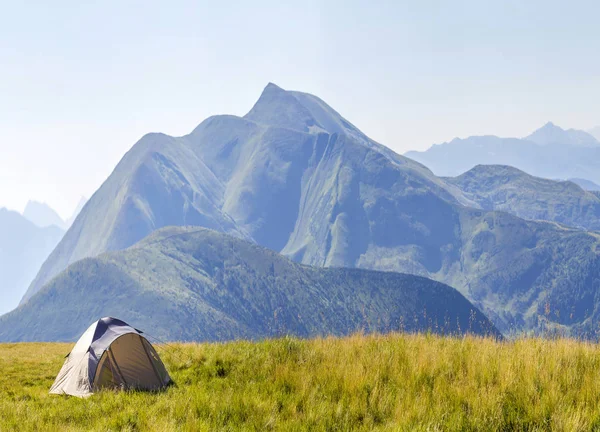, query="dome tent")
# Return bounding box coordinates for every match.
[50,317,171,397]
